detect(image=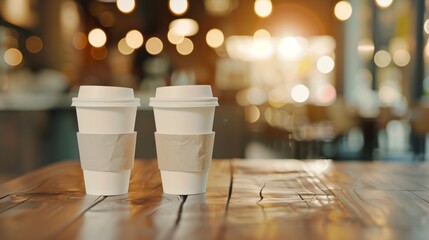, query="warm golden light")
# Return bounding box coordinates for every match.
[125,30,144,49]
[245,105,260,123]
[316,56,335,74]
[73,32,88,50]
[206,28,224,48]
[176,38,194,55]
[118,38,134,55]
[204,0,233,16]
[246,87,267,105]
[117,0,135,14]
[25,36,43,53]
[268,88,287,108]
[379,85,399,104]
[278,37,306,60]
[167,29,184,45]
[291,84,309,103]
[254,0,272,18]
[60,1,80,33]
[357,38,374,60]
[425,19,429,35]
[169,0,188,15]
[254,29,271,40]
[374,50,391,68]
[376,0,393,8]
[2,0,34,28]
[334,1,352,21]
[90,46,108,60]
[393,49,410,67]
[4,48,23,66]
[169,18,199,37]
[88,28,107,47]
[146,37,163,55]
